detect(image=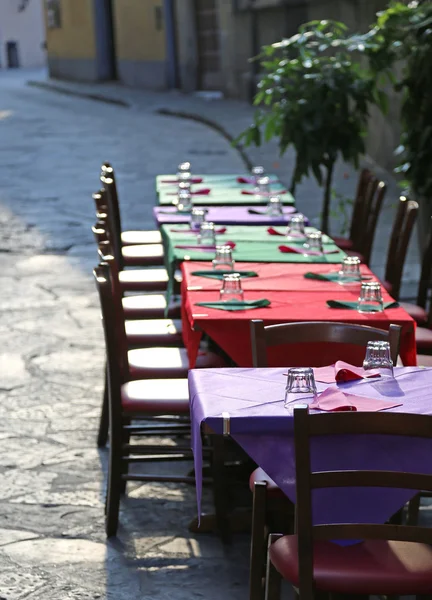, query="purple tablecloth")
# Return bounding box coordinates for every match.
[189,366,432,530]
[153,205,302,226]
